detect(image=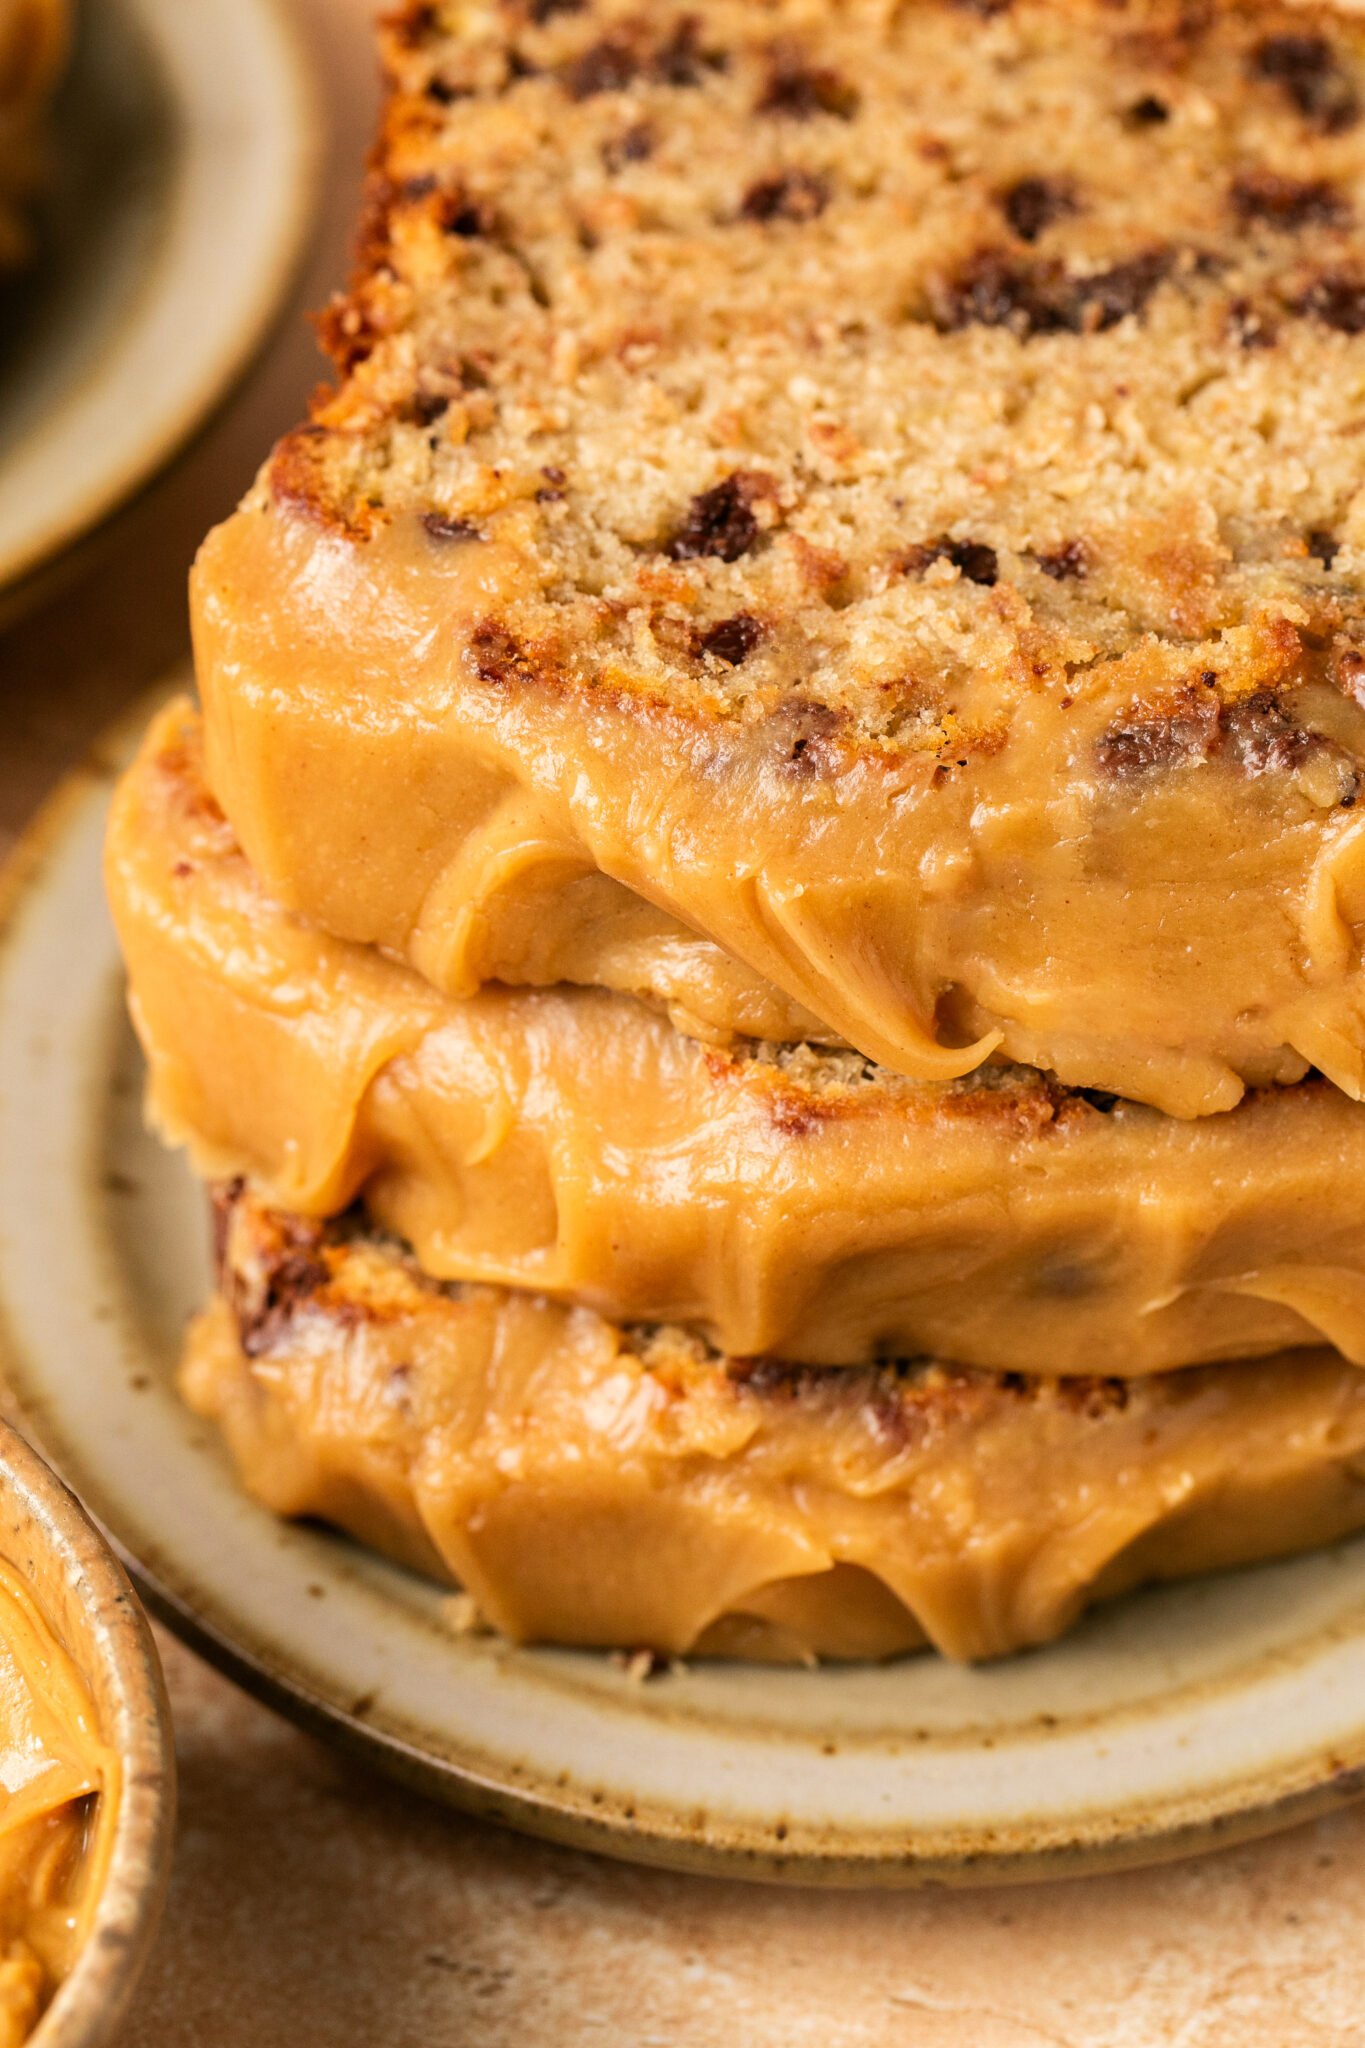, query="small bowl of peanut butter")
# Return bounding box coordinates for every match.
[0,1418,172,2046]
